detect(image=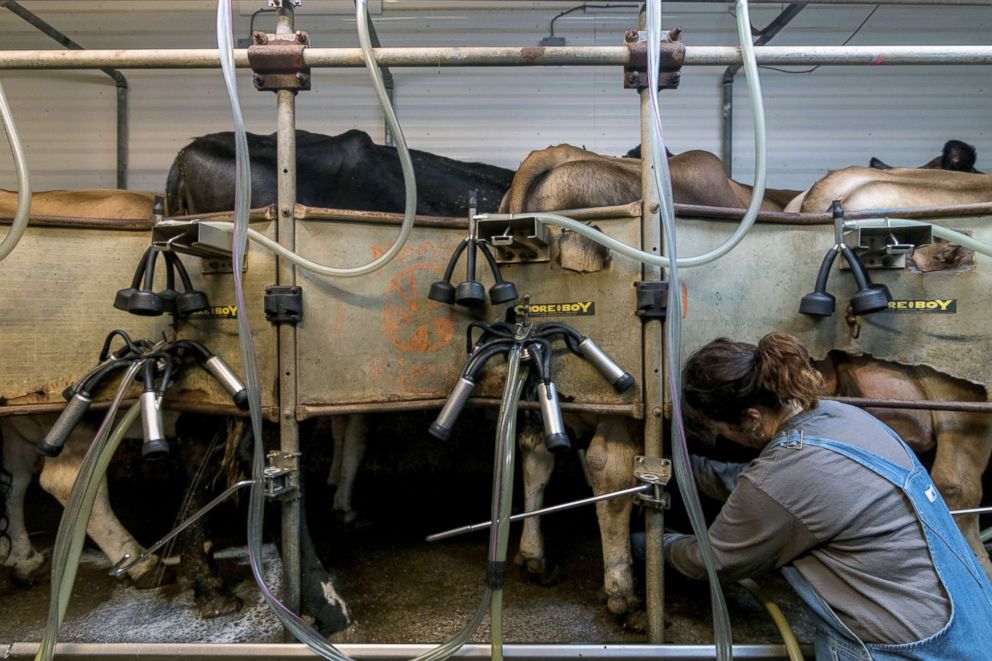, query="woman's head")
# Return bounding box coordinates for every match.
[683,332,825,446]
